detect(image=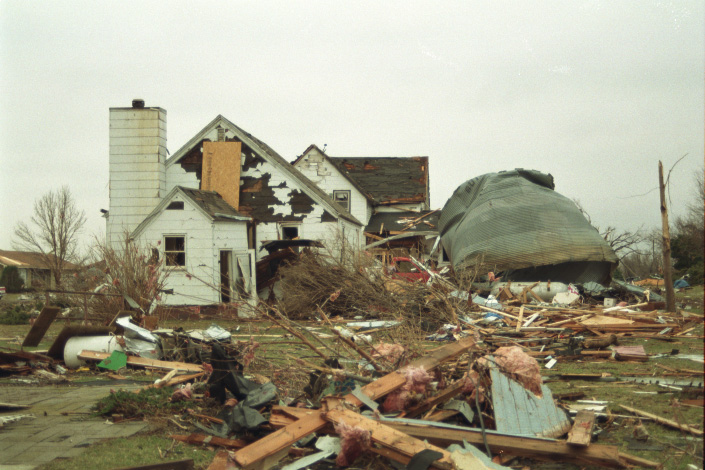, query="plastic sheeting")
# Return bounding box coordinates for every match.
[438,169,618,284]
